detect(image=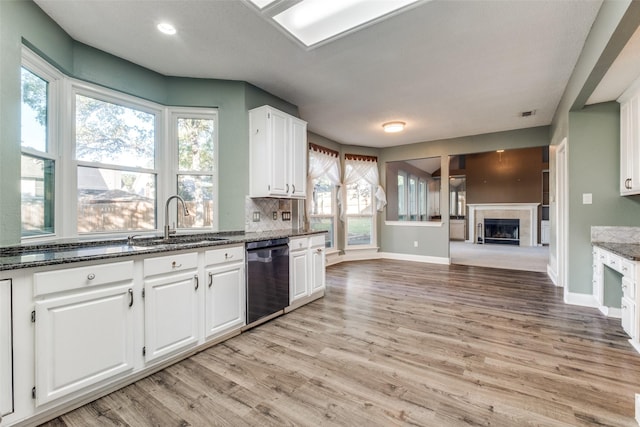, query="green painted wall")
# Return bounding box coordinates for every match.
[378,126,550,257]
[549,0,640,298]
[567,102,640,294]
[0,0,293,244]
